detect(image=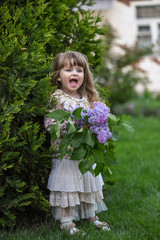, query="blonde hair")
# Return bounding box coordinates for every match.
[51,51,99,107]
